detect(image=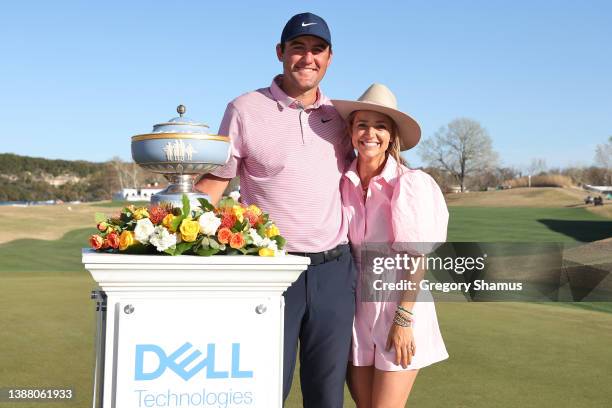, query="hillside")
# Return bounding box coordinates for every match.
[0,153,108,201]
